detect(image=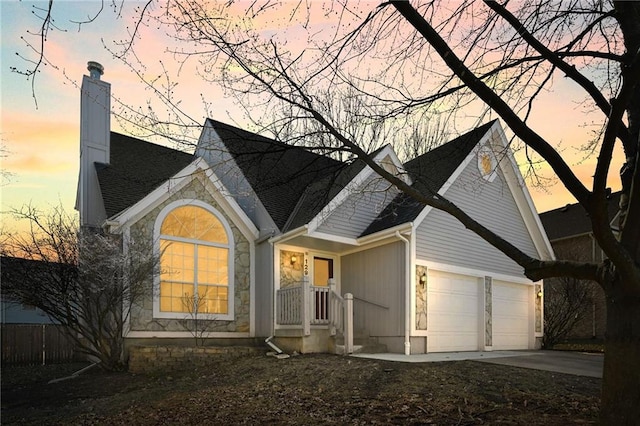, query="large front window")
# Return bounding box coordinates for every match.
[155,202,233,319]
